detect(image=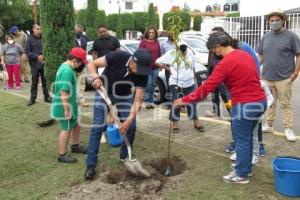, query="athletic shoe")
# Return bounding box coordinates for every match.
[262,124,274,133]
[259,143,266,156]
[230,152,236,161]
[223,171,249,184]
[226,141,236,153]
[71,144,88,154]
[57,154,77,164]
[285,128,296,142]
